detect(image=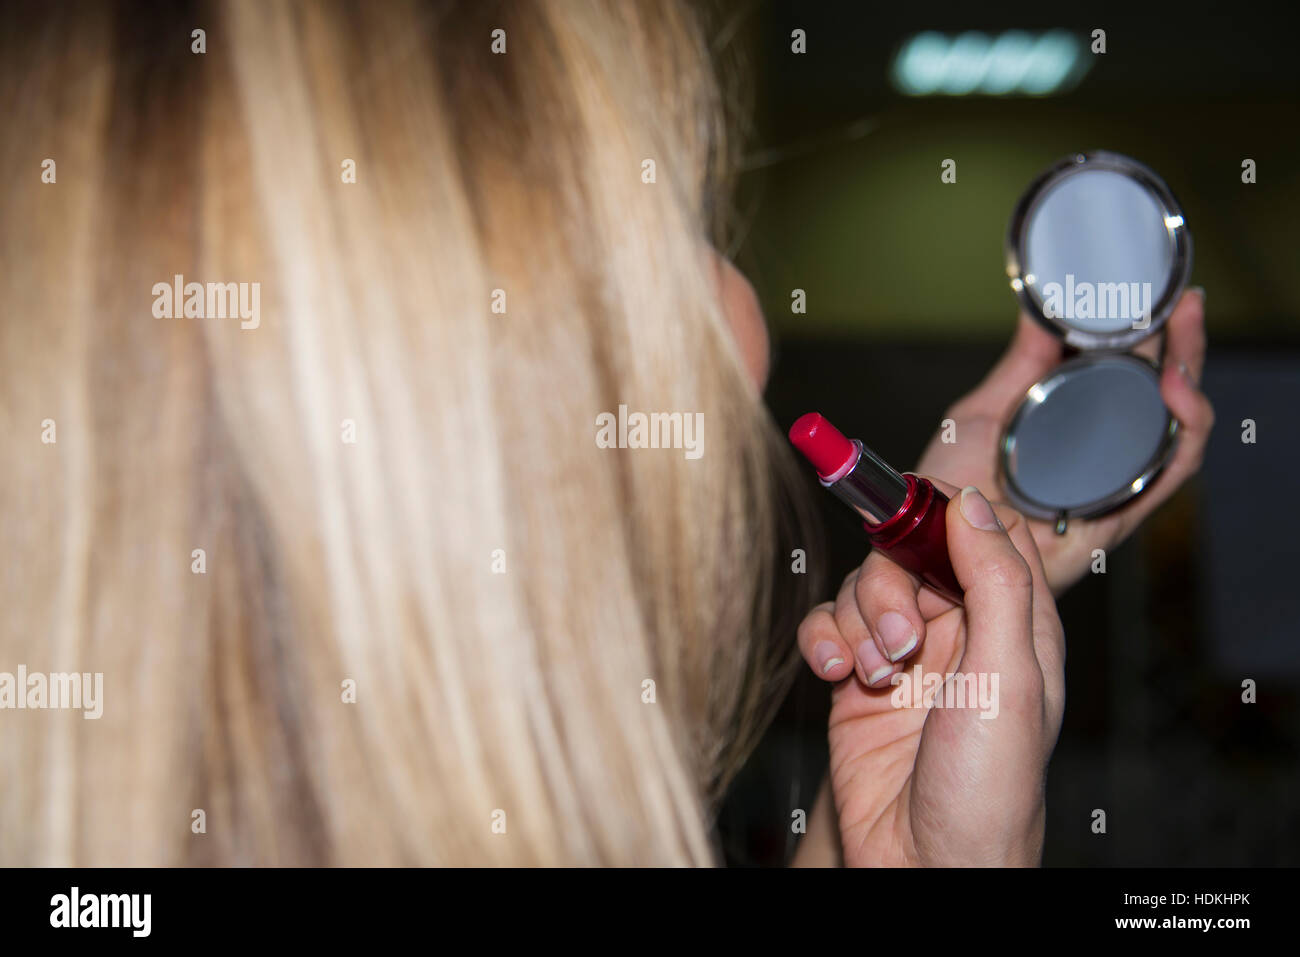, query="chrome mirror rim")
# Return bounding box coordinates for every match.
[997,353,1180,529]
[1005,150,1193,351]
